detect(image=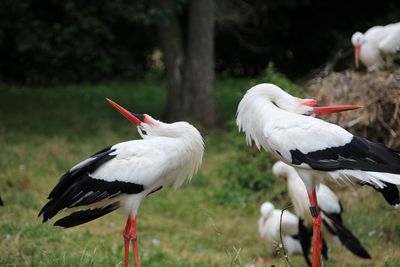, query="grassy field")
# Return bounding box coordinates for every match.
[0,76,399,267]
